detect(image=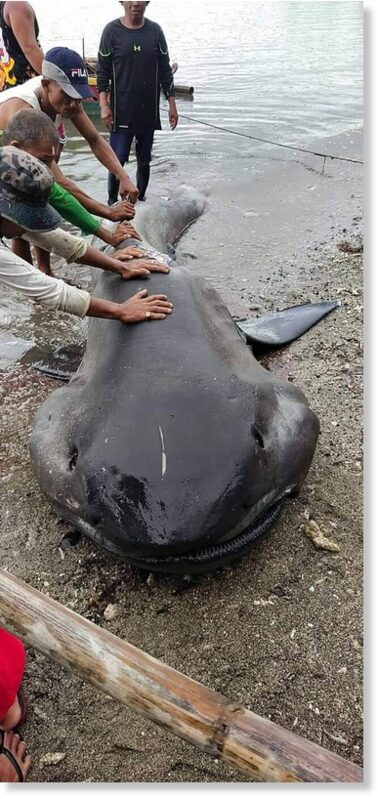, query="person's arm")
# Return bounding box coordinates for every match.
[98,90,113,132]
[49,160,136,223]
[49,182,100,235]
[87,289,173,323]
[1,243,173,321]
[5,1,43,75]
[158,28,178,130]
[0,240,90,316]
[22,227,170,278]
[80,245,170,278]
[70,106,138,202]
[100,221,142,247]
[97,25,114,132]
[48,184,140,247]
[22,227,88,263]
